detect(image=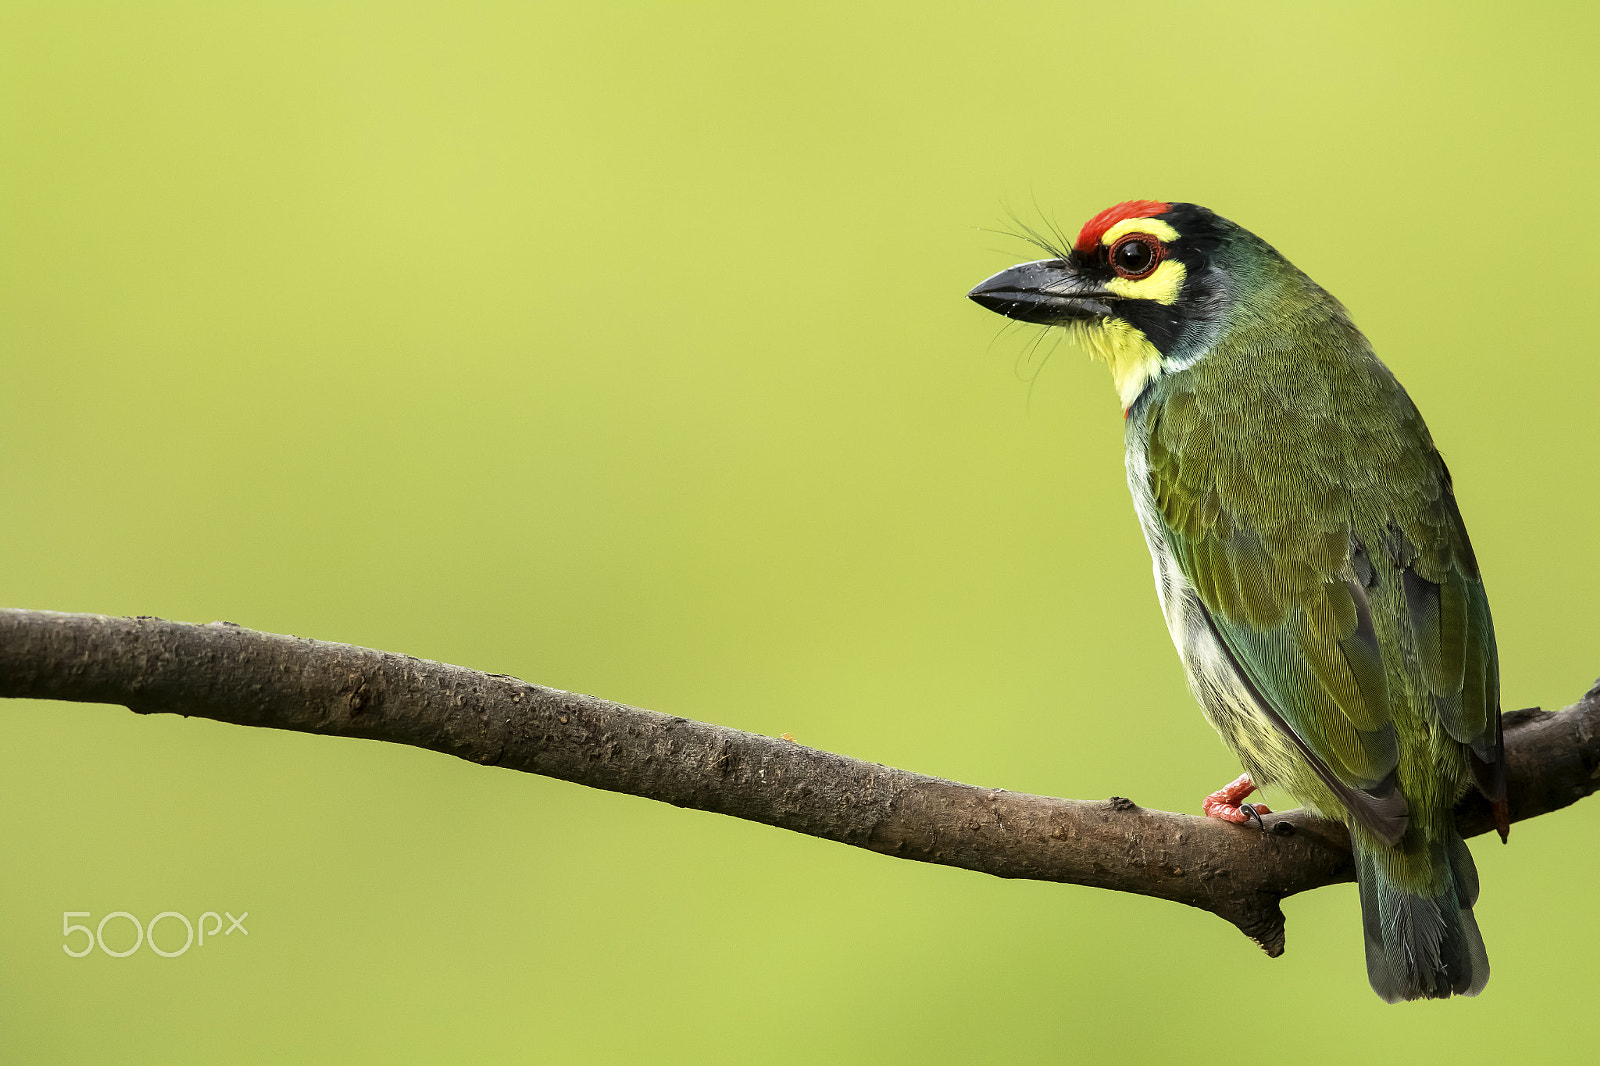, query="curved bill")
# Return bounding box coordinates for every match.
[967,259,1113,325]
